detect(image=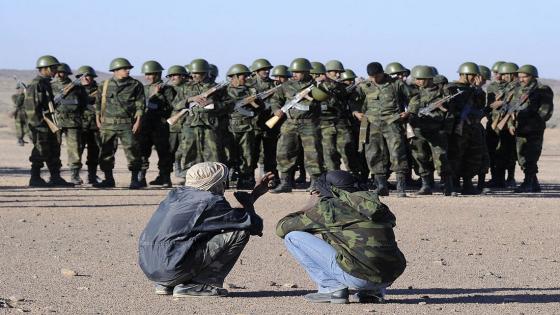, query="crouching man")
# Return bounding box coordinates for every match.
[276,170,406,304]
[138,162,272,297]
